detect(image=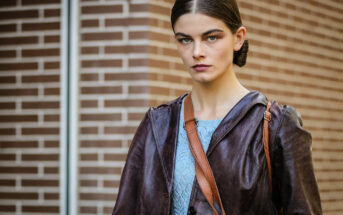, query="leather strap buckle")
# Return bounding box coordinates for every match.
[264,111,271,121]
